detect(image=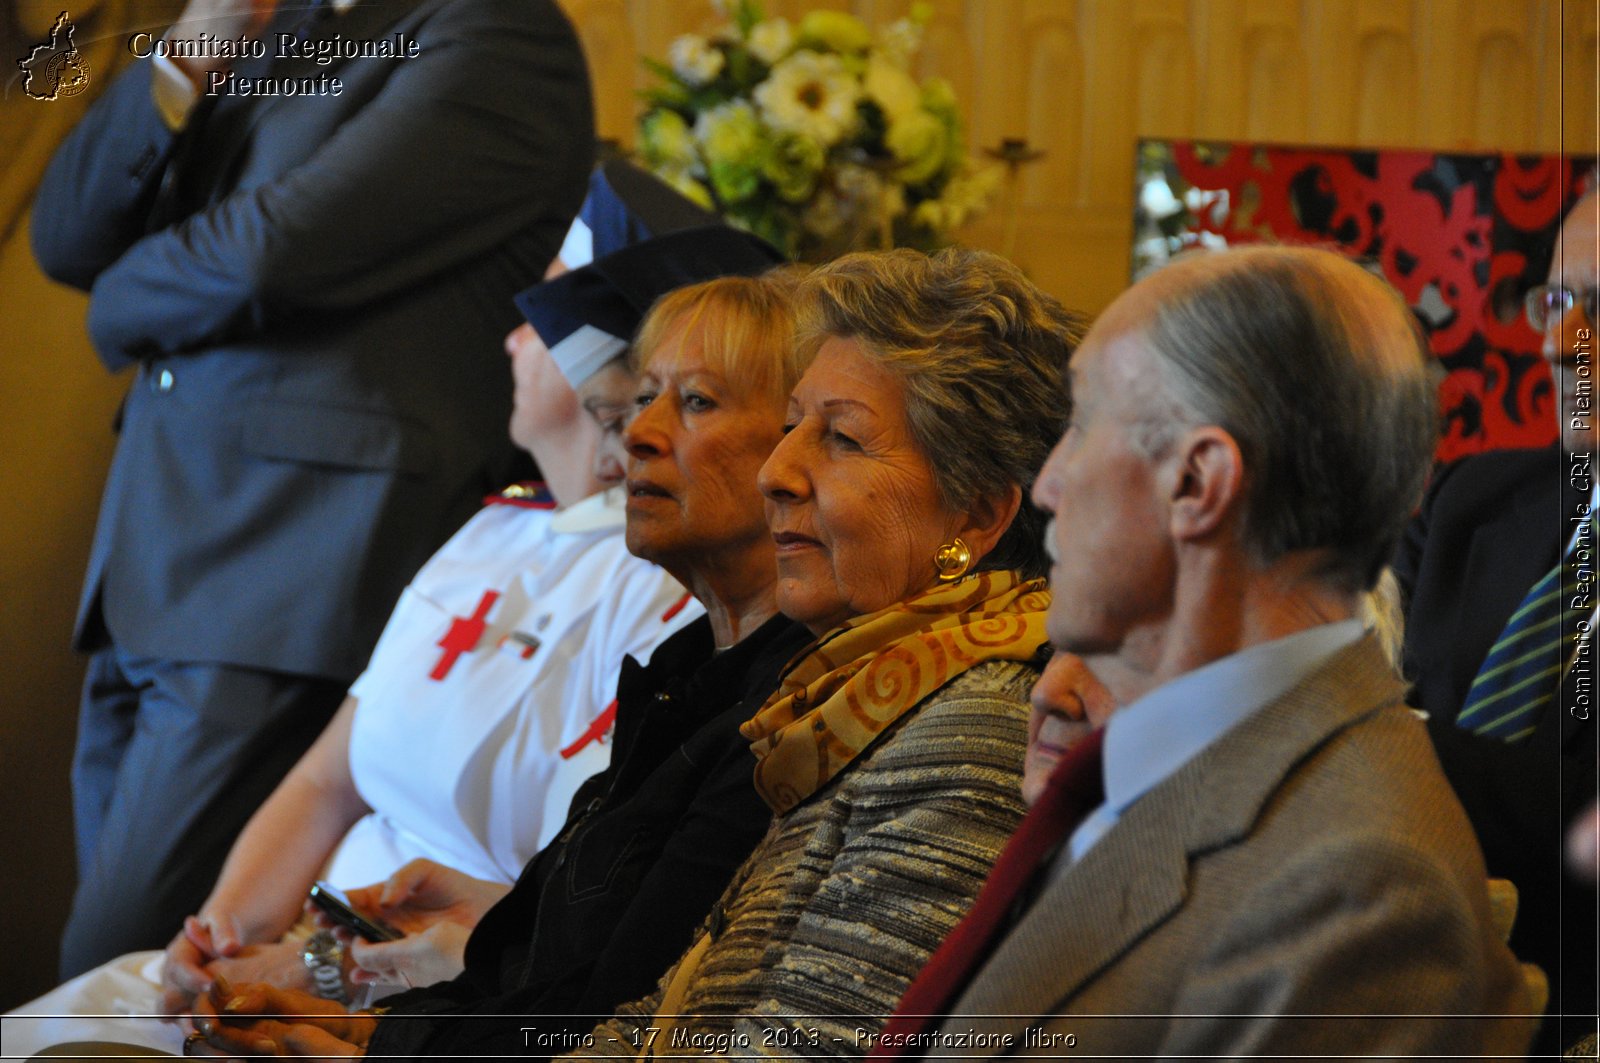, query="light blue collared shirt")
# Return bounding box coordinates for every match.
[1065,619,1366,865]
